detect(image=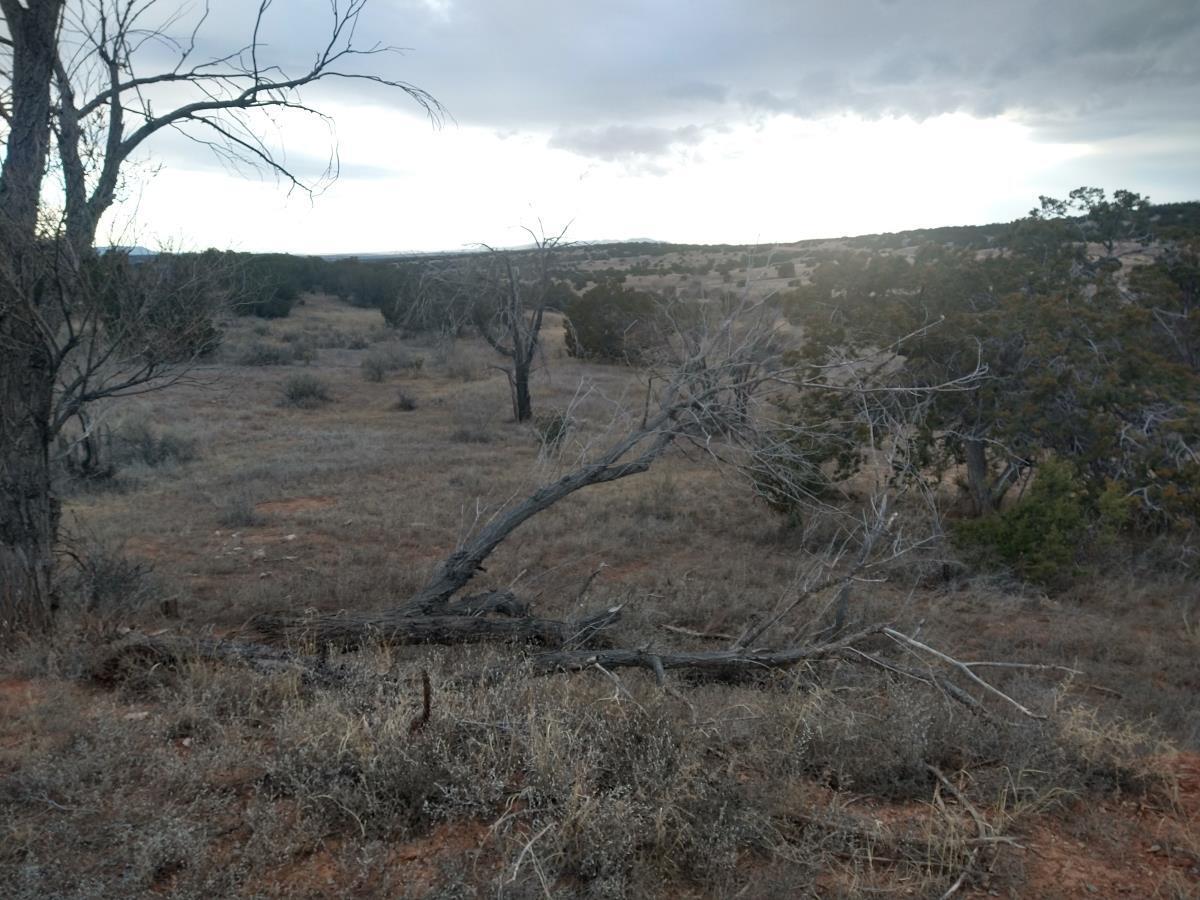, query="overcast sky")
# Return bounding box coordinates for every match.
[97,0,1200,254]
